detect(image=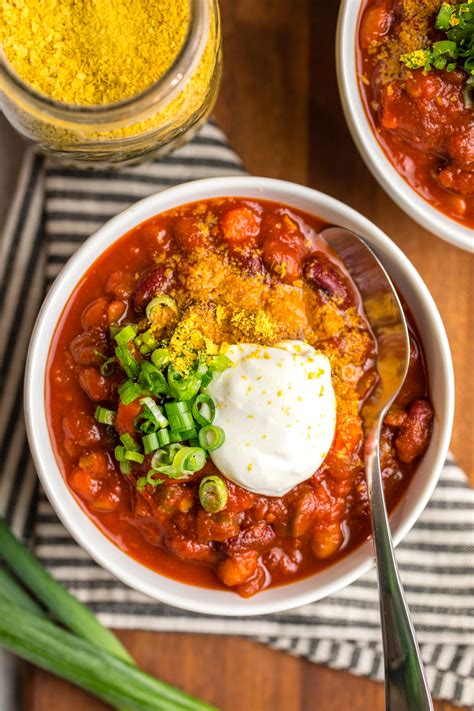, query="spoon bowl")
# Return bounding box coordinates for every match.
[321,226,434,711]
